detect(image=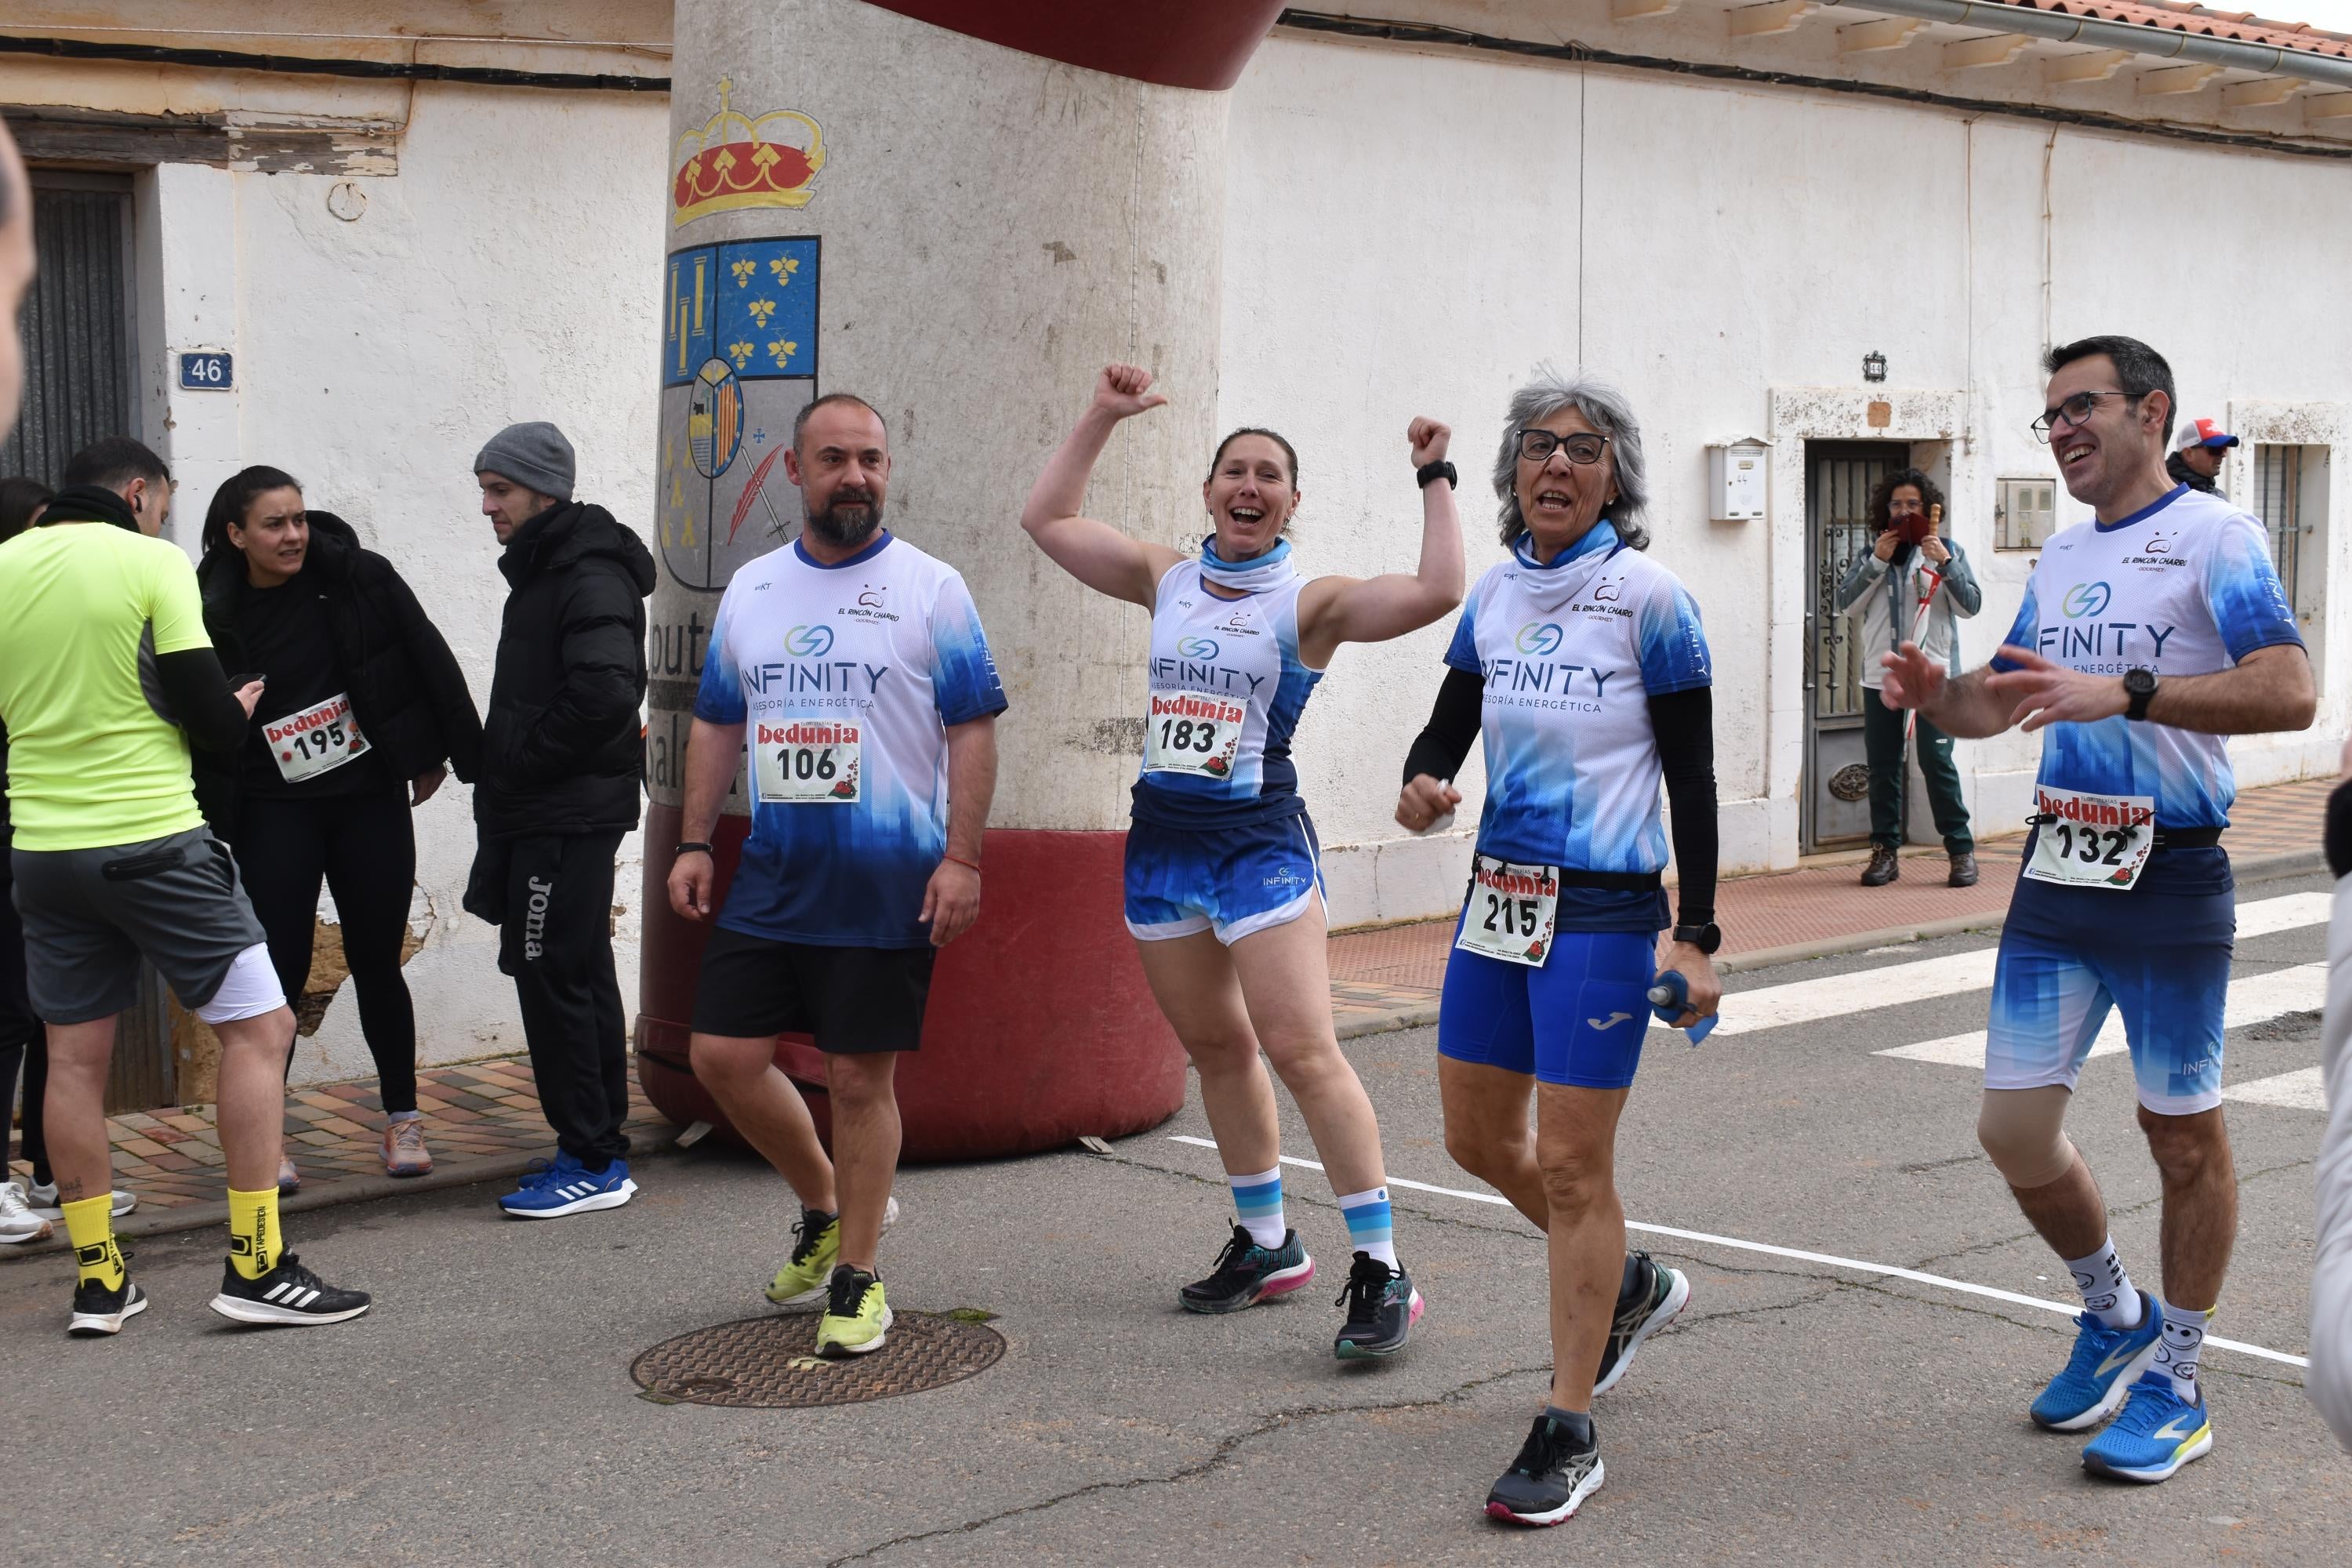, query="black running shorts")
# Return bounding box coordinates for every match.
[689,925,937,1054]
